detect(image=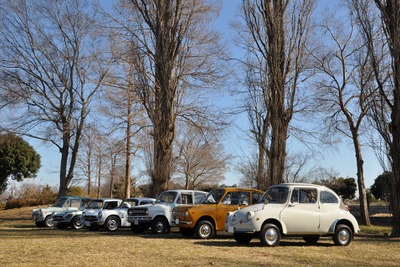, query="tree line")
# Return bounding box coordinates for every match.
[1,0,400,237]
